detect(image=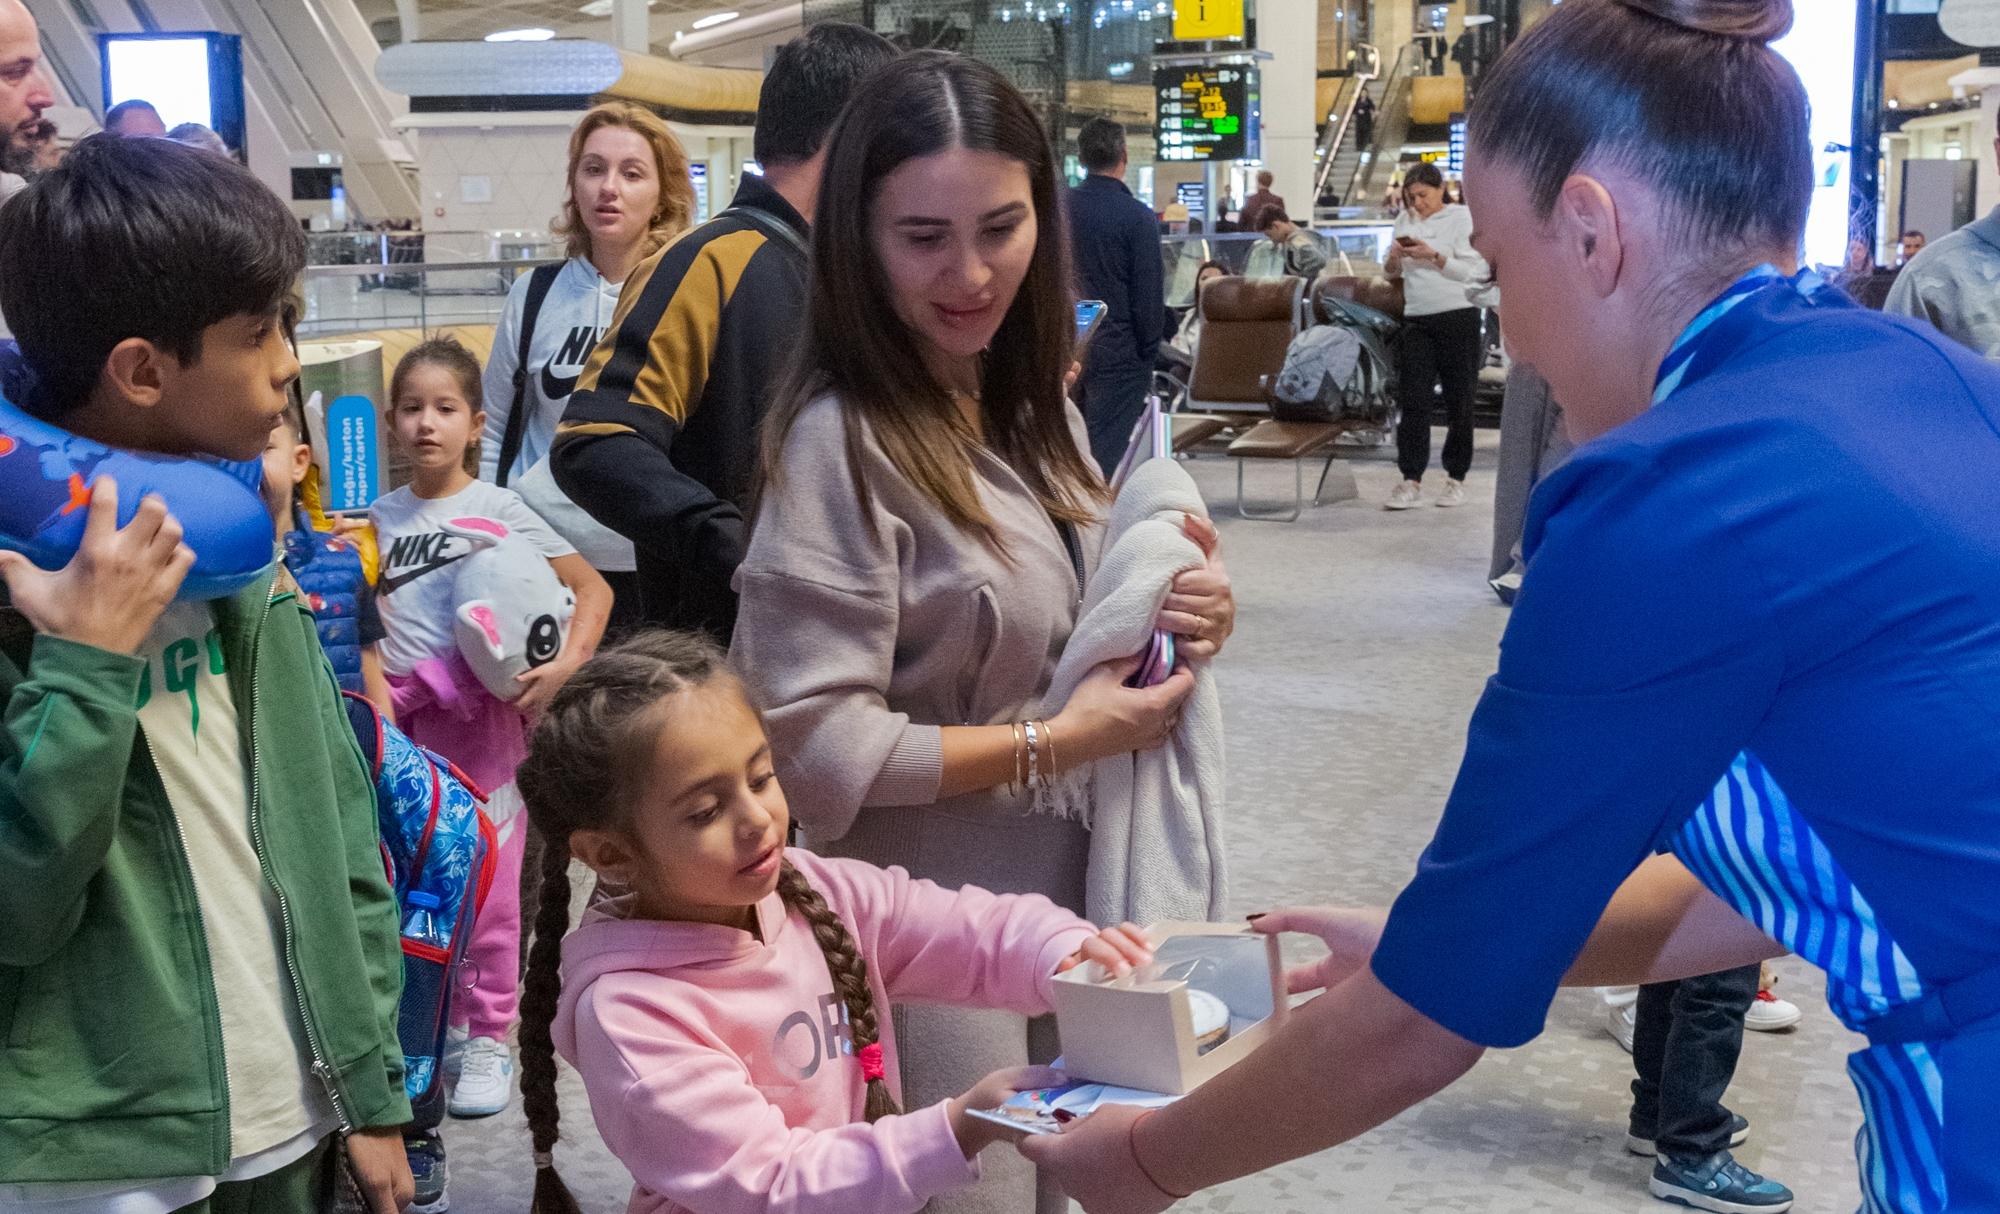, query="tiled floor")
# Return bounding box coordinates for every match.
[444,433,1871,1213]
